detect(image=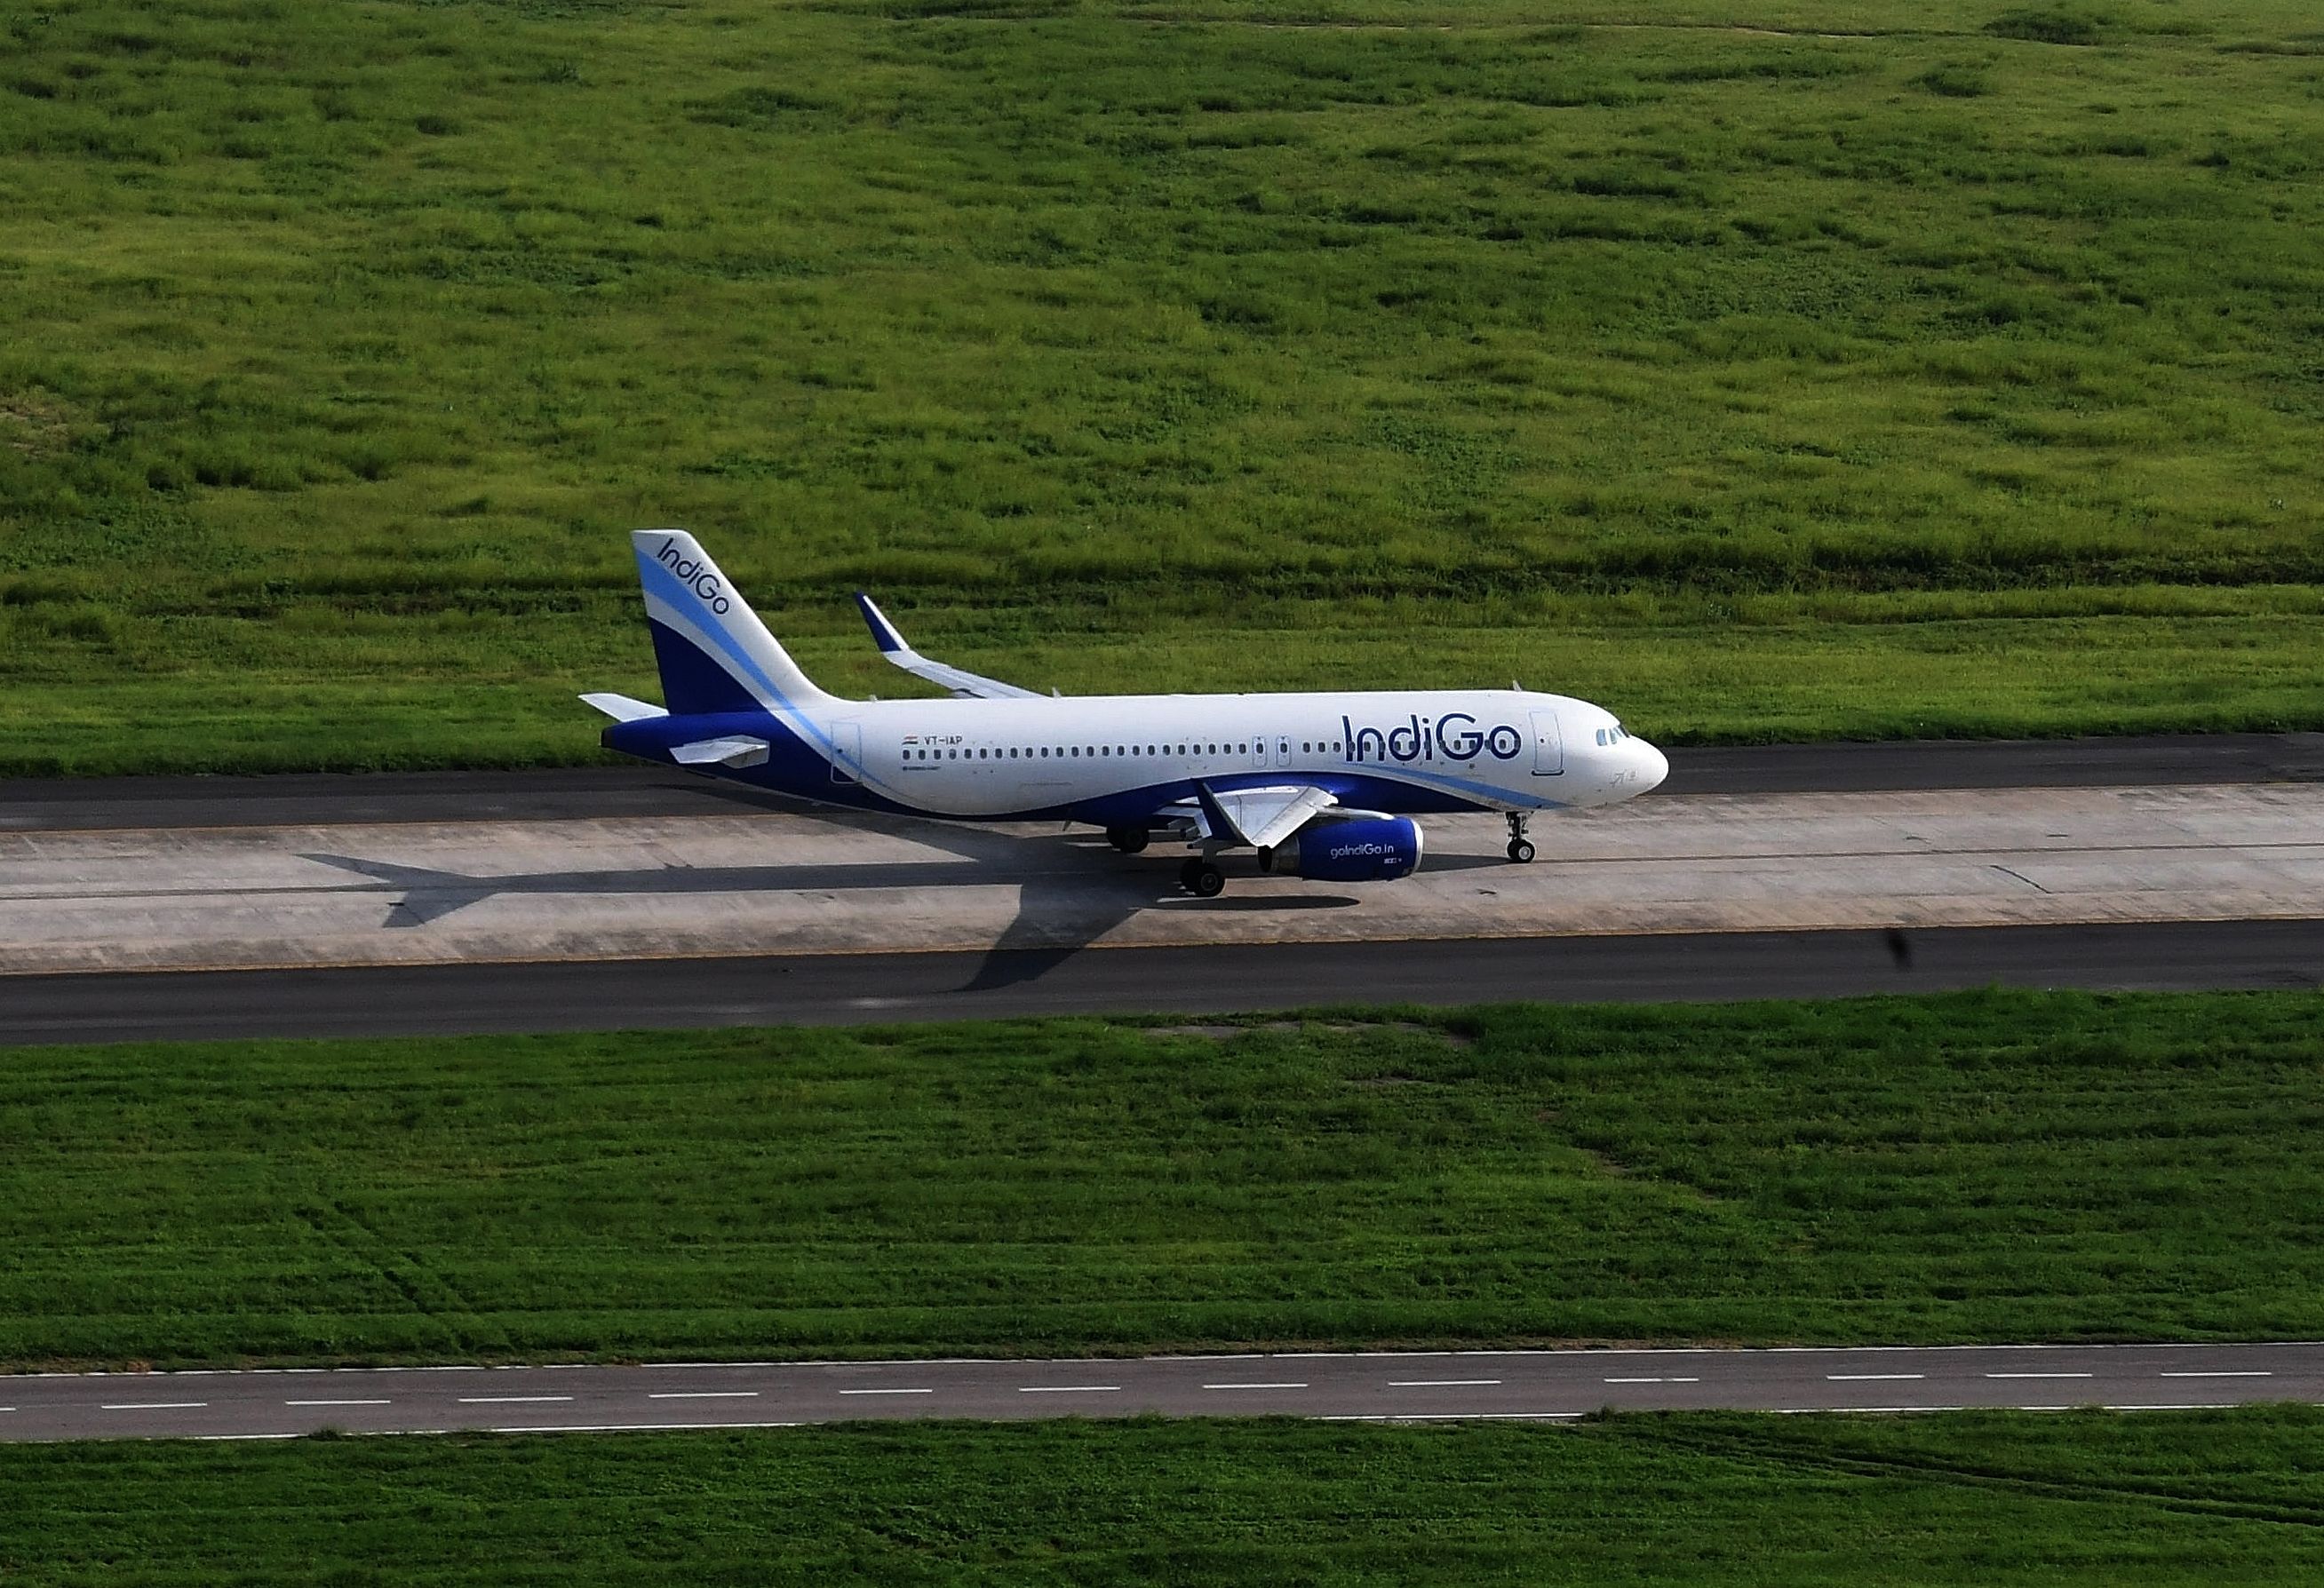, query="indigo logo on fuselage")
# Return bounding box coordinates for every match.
[657,536,733,615]
[1343,712,1523,764]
